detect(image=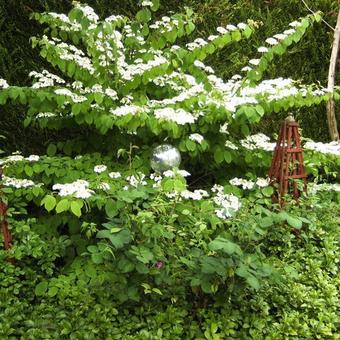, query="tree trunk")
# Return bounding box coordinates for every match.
[326,10,340,141]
